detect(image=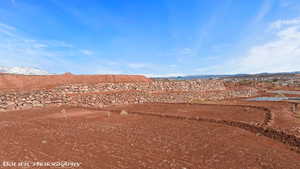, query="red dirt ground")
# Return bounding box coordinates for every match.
[104,103,267,125]
[0,73,151,92]
[222,99,300,135]
[1,104,300,169]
